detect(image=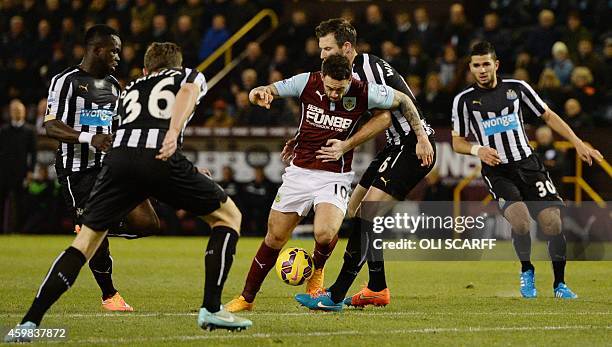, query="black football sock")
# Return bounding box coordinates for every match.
[367,260,388,292]
[329,218,367,304]
[548,233,567,288]
[22,247,86,325]
[512,230,534,272]
[88,237,117,300]
[202,226,239,313]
